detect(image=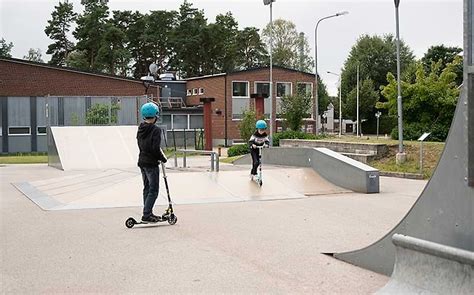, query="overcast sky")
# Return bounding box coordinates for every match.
[0,0,463,95]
